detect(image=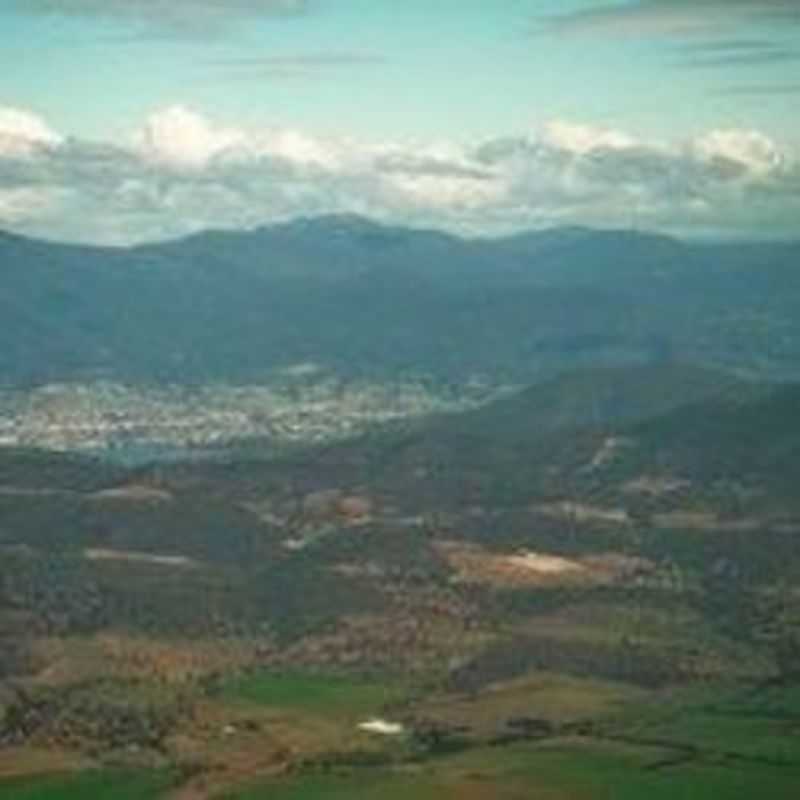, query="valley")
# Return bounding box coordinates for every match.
[4,0,800,793]
[1,360,799,798]
[0,374,500,462]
